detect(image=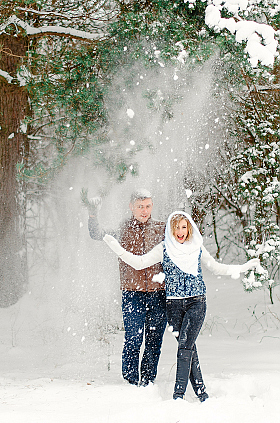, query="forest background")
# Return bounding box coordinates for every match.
[0,0,280,359]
